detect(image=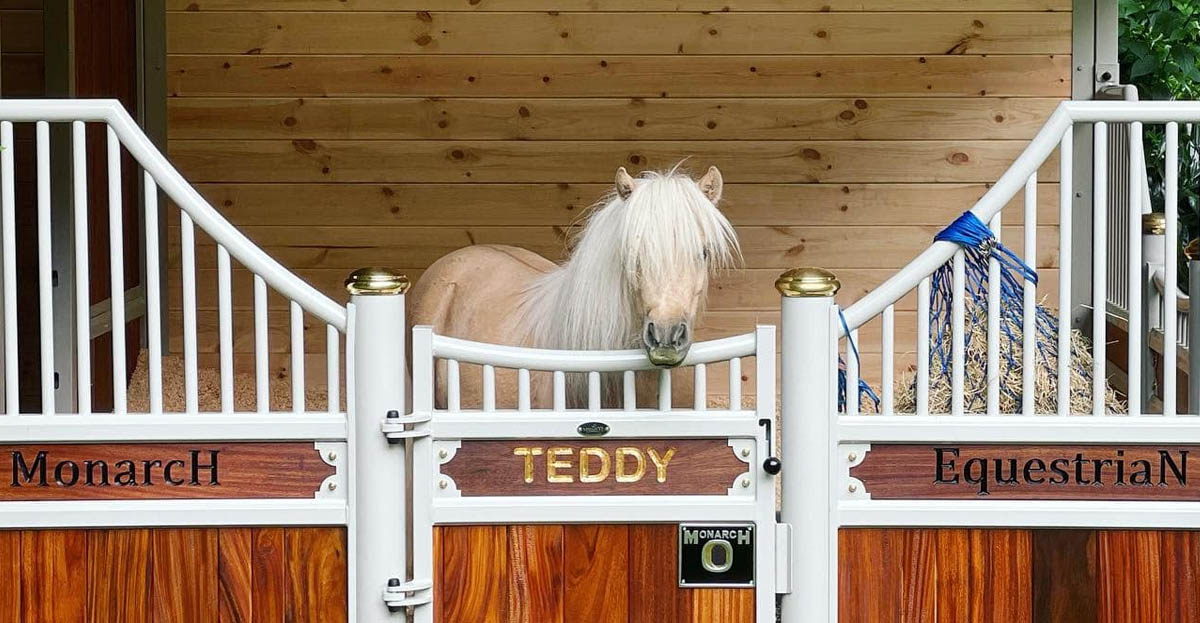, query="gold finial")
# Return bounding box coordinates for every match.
[345,267,410,296]
[1185,239,1200,261]
[1143,212,1166,236]
[775,267,840,297]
